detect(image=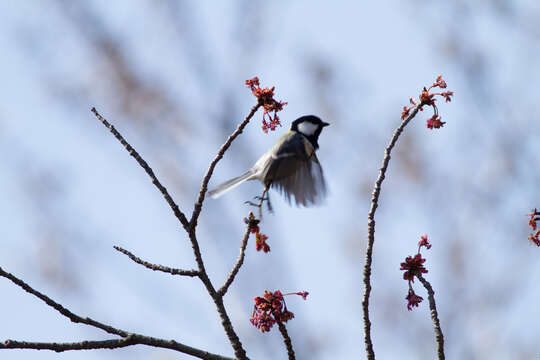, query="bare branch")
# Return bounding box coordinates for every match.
[417,274,445,360]
[92,104,260,359]
[90,107,191,232]
[0,266,235,360]
[0,266,127,337]
[114,246,199,277]
[218,226,251,296]
[0,334,235,360]
[190,103,261,228]
[245,185,271,219]
[218,184,271,296]
[362,104,421,360]
[209,296,247,360]
[277,321,295,360]
[179,104,260,360]
[1,337,137,352]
